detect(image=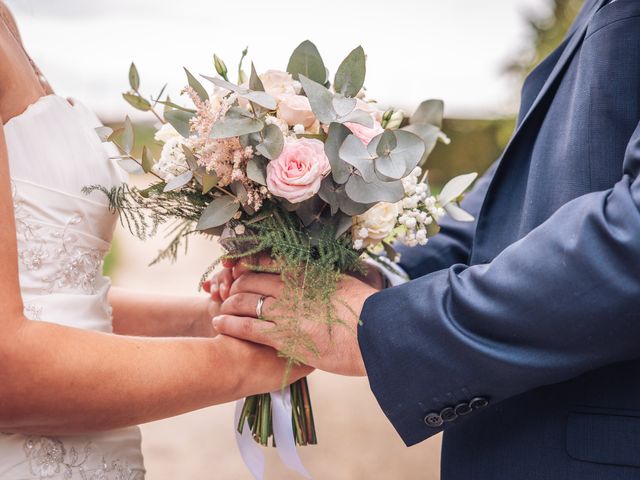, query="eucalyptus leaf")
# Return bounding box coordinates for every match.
[318,178,372,216]
[299,75,337,124]
[332,96,357,118]
[337,108,374,128]
[382,130,426,179]
[141,146,155,173]
[403,123,440,159]
[382,242,400,262]
[242,91,277,110]
[164,109,194,138]
[202,173,218,194]
[117,158,144,174]
[164,170,193,192]
[181,145,199,171]
[122,116,134,154]
[444,203,475,222]
[439,172,478,206]
[210,115,264,139]
[95,126,113,142]
[295,196,326,226]
[184,67,209,102]
[324,123,352,184]
[122,93,151,111]
[375,153,407,180]
[128,63,140,91]
[411,99,444,128]
[339,134,376,182]
[334,46,366,97]
[200,74,241,92]
[345,175,404,204]
[247,157,268,185]
[196,196,240,231]
[250,63,265,91]
[374,130,398,158]
[334,212,354,239]
[256,124,284,160]
[287,40,327,84]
